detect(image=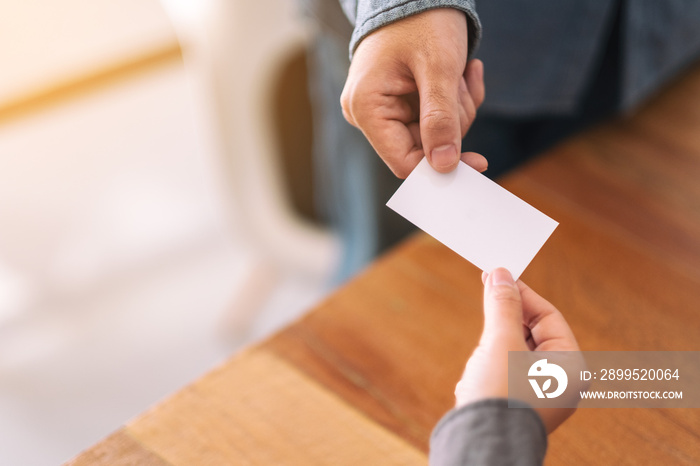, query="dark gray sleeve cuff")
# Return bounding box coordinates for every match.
[348,0,481,60]
[429,399,548,466]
